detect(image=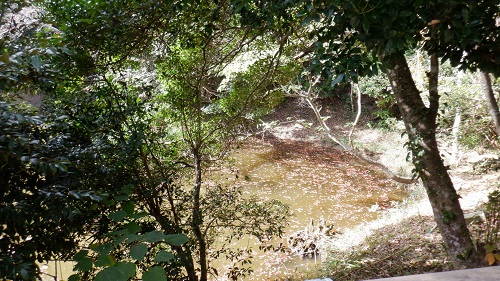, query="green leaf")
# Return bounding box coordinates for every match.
[485,244,495,253]
[104,199,116,206]
[165,234,189,246]
[144,231,167,243]
[443,29,453,43]
[115,262,136,279]
[154,250,174,262]
[129,211,147,219]
[302,15,312,26]
[73,250,89,261]
[0,52,9,64]
[121,184,134,195]
[109,210,127,222]
[461,8,469,22]
[331,73,344,86]
[93,243,113,255]
[114,194,129,201]
[30,56,42,71]
[55,163,68,172]
[142,266,167,281]
[400,11,412,17]
[350,16,360,28]
[74,257,93,272]
[122,201,134,214]
[124,234,141,244]
[20,269,29,280]
[113,235,128,245]
[109,229,129,236]
[94,254,115,267]
[94,267,127,281]
[125,222,142,234]
[362,16,370,33]
[130,243,148,261]
[68,274,80,281]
